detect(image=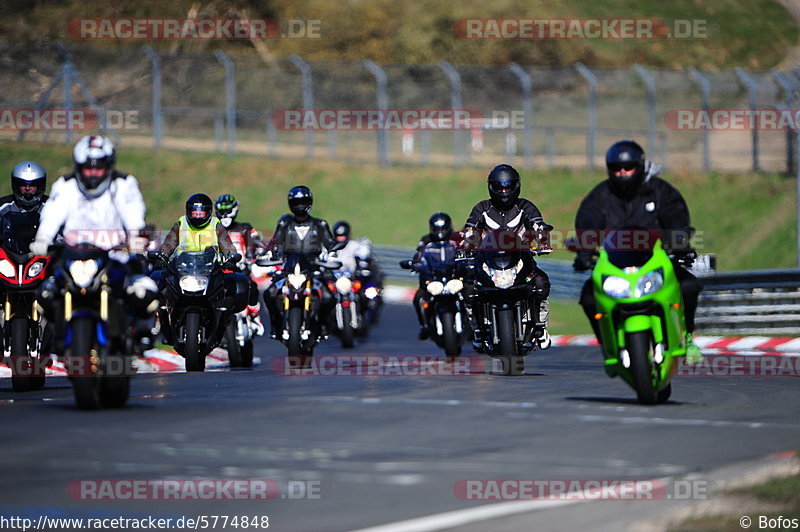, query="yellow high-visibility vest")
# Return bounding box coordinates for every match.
[176,216,219,253]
